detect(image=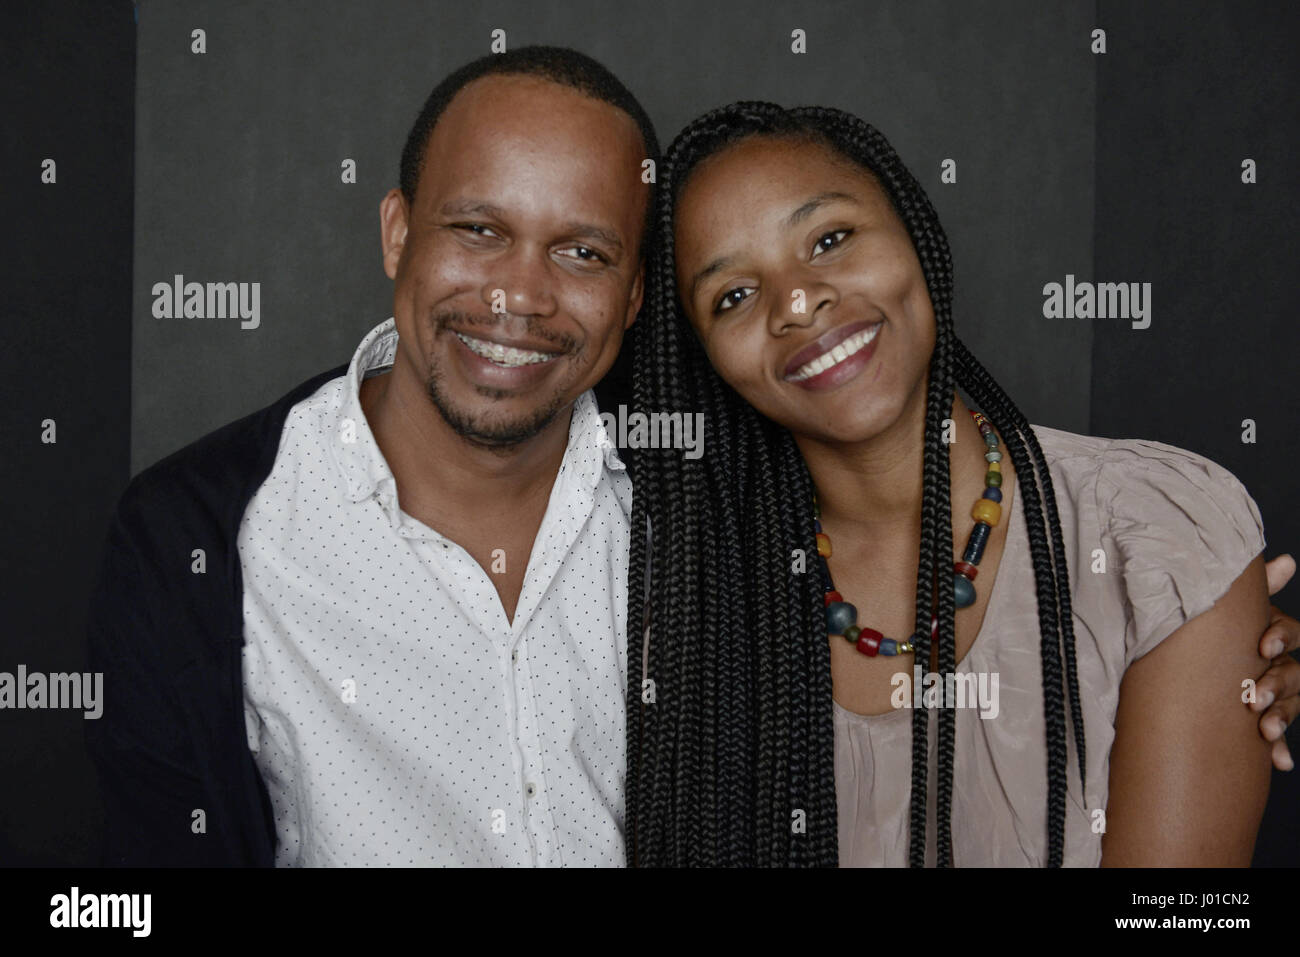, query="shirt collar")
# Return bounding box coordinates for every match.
[331,317,626,505]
